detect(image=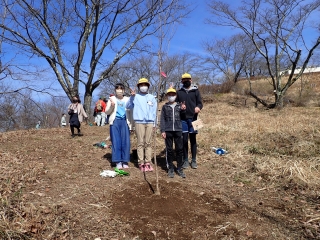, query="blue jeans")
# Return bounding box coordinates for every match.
[110,118,130,163]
